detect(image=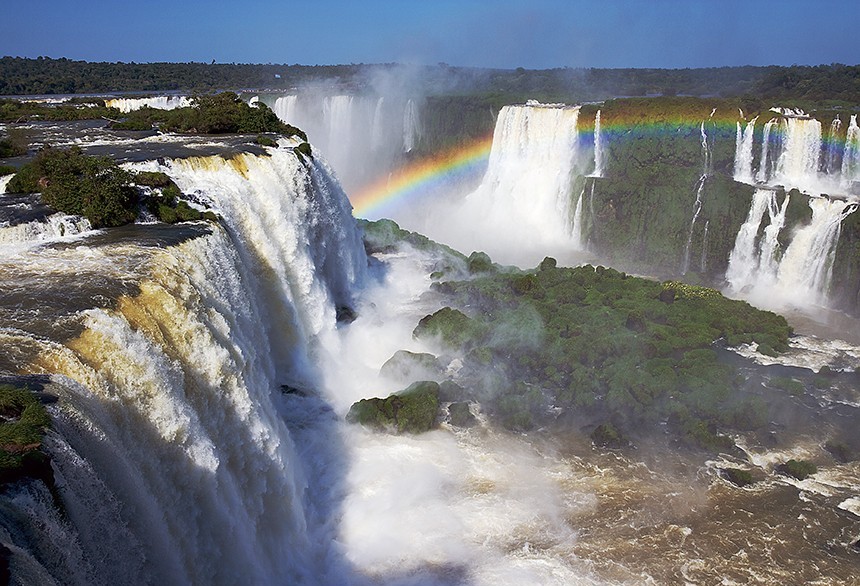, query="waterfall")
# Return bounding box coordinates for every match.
[775,198,858,306]
[726,189,856,308]
[402,99,420,153]
[593,110,604,177]
[571,185,586,249]
[0,174,12,193]
[452,103,582,265]
[273,95,298,124]
[733,117,758,183]
[371,97,385,151]
[681,121,711,274]
[826,117,843,175]
[264,93,423,193]
[756,119,778,183]
[774,116,822,190]
[700,220,709,273]
[0,213,94,247]
[841,115,860,187]
[0,148,368,584]
[104,96,191,113]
